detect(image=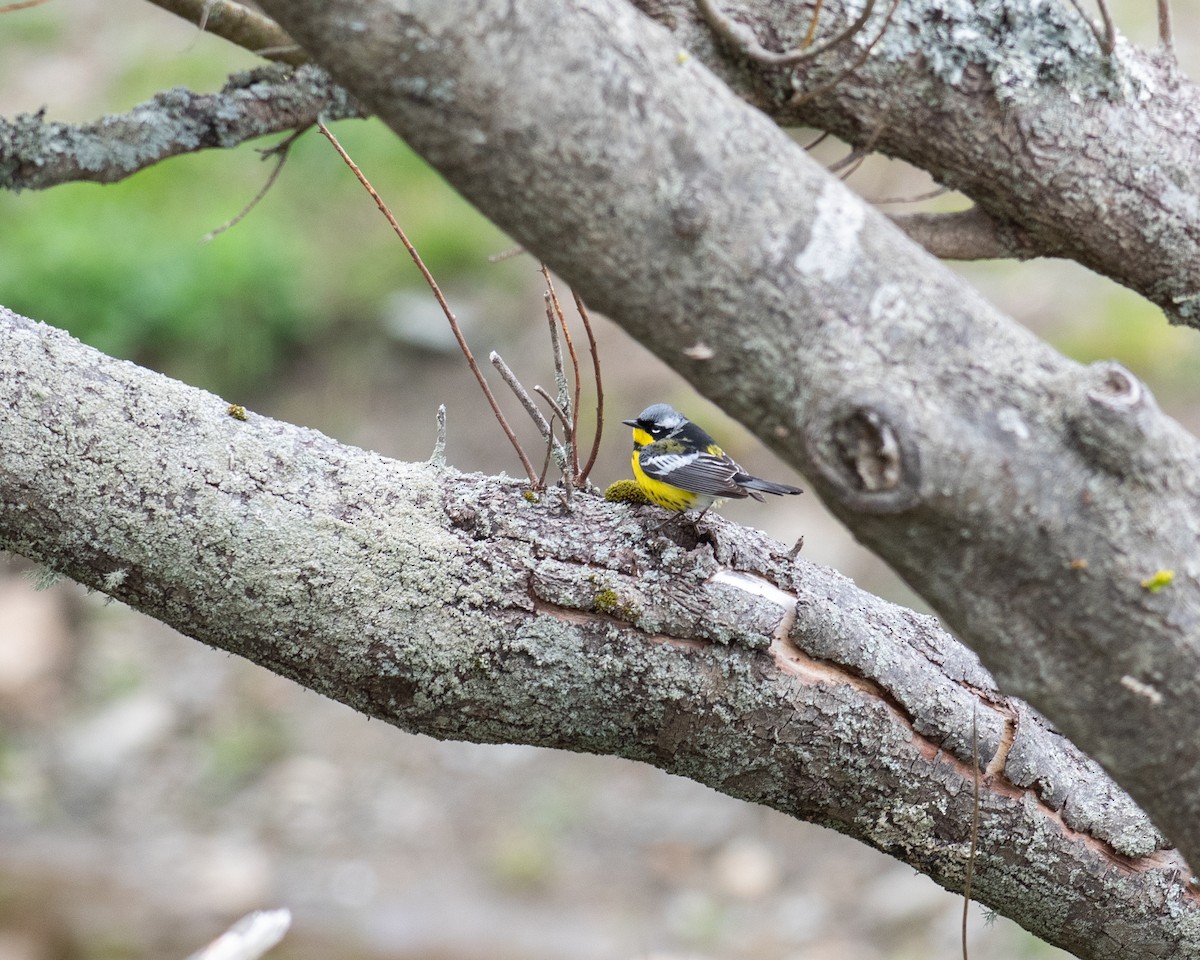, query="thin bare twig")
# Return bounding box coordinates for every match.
[202,126,307,242]
[1065,0,1116,56]
[788,0,903,107]
[0,0,50,13]
[187,909,291,960]
[541,267,583,482]
[828,146,865,174]
[801,0,824,48]
[801,130,831,152]
[490,352,568,473]
[316,119,538,483]
[533,385,575,497]
[1157,0,1175,56]
[487,245,526,263]
[572,292,604,486]
[696,0,875,66]
[871,185,950,205]
[533,386,572,443]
